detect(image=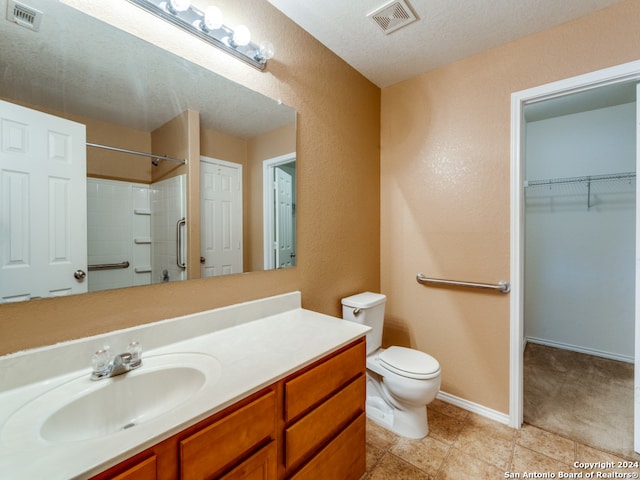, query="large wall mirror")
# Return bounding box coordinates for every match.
[0,0,297,302]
